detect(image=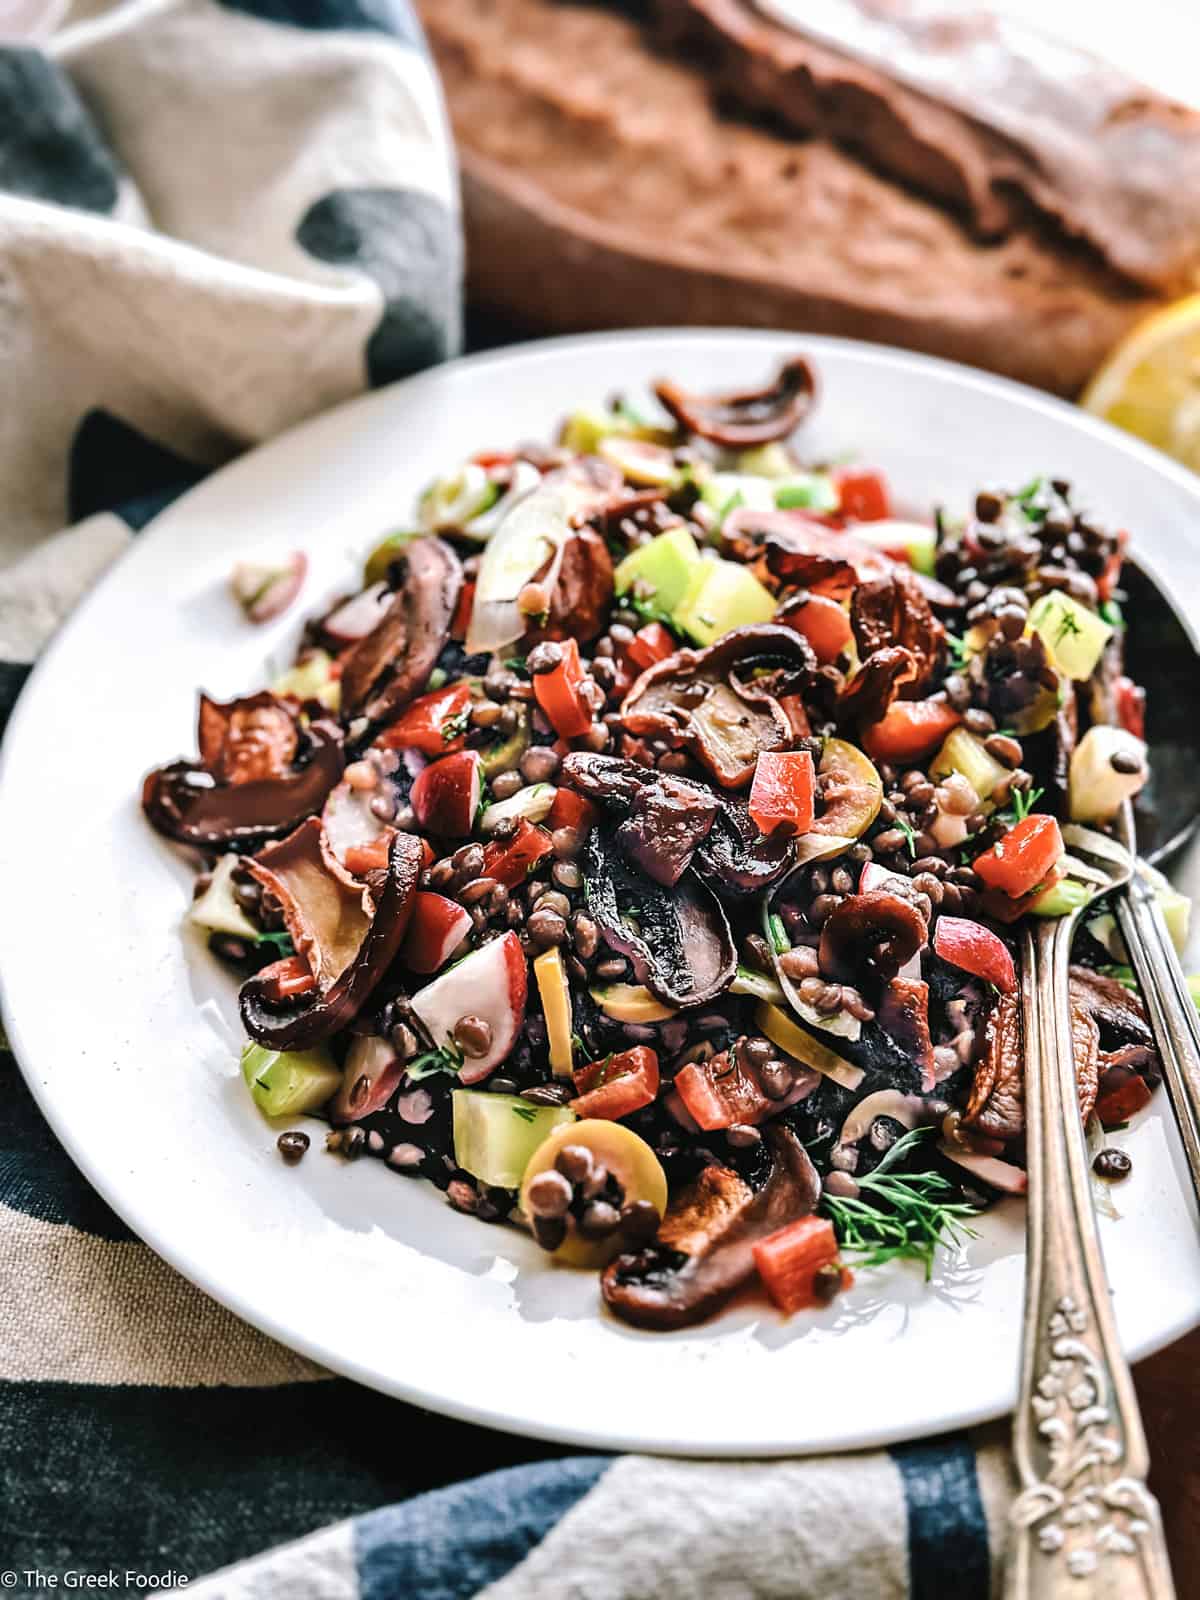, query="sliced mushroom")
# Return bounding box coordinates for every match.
[246,818,373,991]
[197,692,298,783]
[876,976,935,1089]
[818,892,927,986]
[964,981,1102,1140]
[239,829,423,1049]
[601,1125,820,1330]
[850,575,945,693]
[143,705,345,851]
[582,825,735,1007]
[621,625,814,789]
[738,511,893,598]
[559,753,720,886]
[693,795,795,898]
[837,647,918,727]
[339,537,462,725]
[653,356,816,449]
[525,526,615,646]
[1069,965,1154,1051]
